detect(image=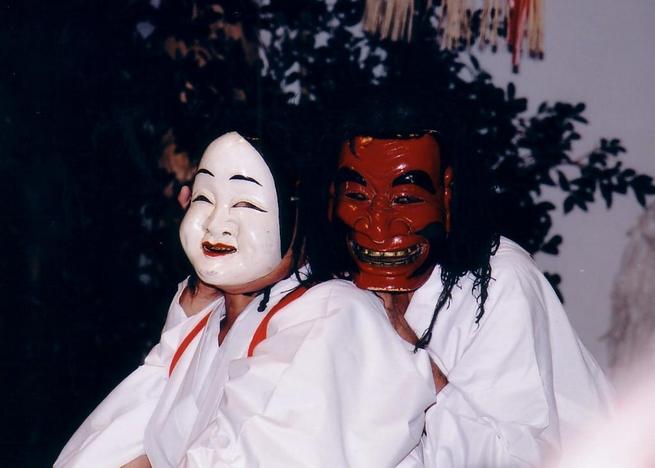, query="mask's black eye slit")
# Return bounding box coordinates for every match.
[193,195,212,203]
[233,201,267,212]
[393,195,423,205]
[345,192,368,201]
